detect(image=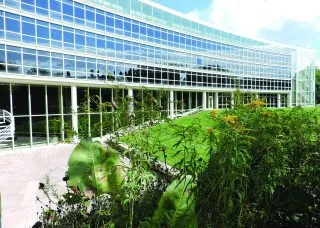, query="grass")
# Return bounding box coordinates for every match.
[121,110,217,166]
[121,107,320,166]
